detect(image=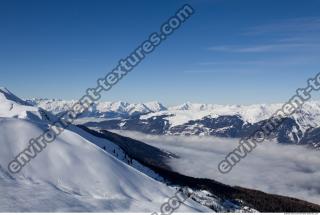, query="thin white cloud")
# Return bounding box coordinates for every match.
[197,56,319,67]
[208,43,318,53]
[207,17,320,53]
[197,60,267,66]
[183,70,217,74]
[244,17,320,35]
[182,69,261,74]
